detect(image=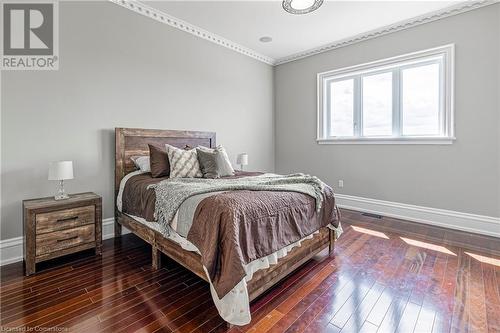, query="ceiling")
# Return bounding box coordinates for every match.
[144,0,461,61]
